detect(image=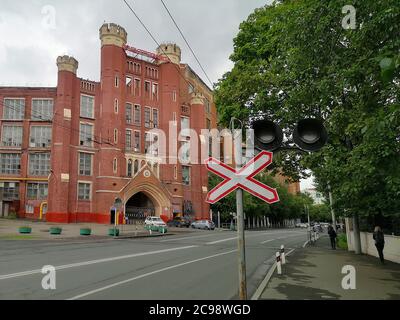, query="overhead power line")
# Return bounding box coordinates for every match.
[122,0,201,95]
[160,0,214,88]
